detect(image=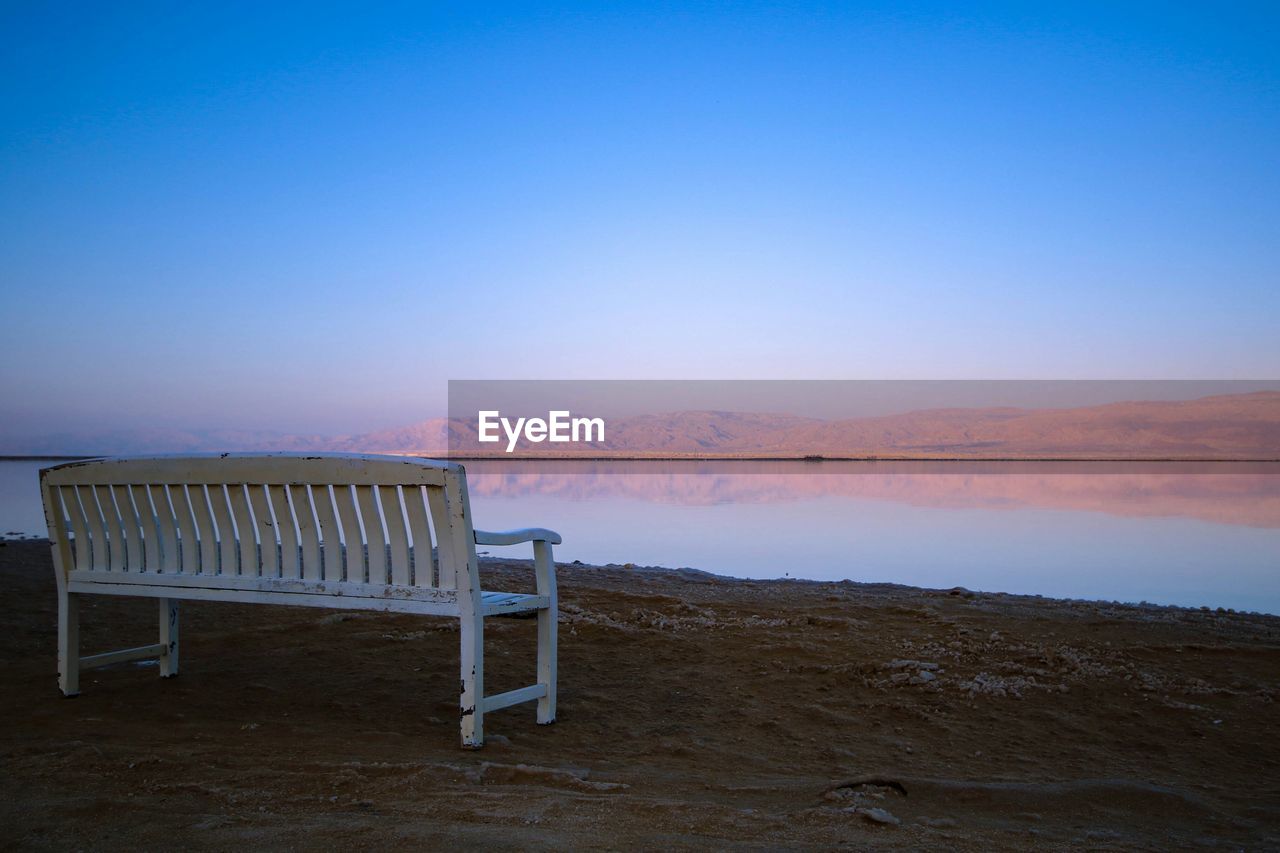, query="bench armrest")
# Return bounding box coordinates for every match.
[474,528,563,546]
[473,528,561,599]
